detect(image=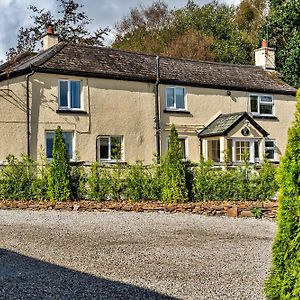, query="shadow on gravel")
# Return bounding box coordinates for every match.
[0,248,176,300]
